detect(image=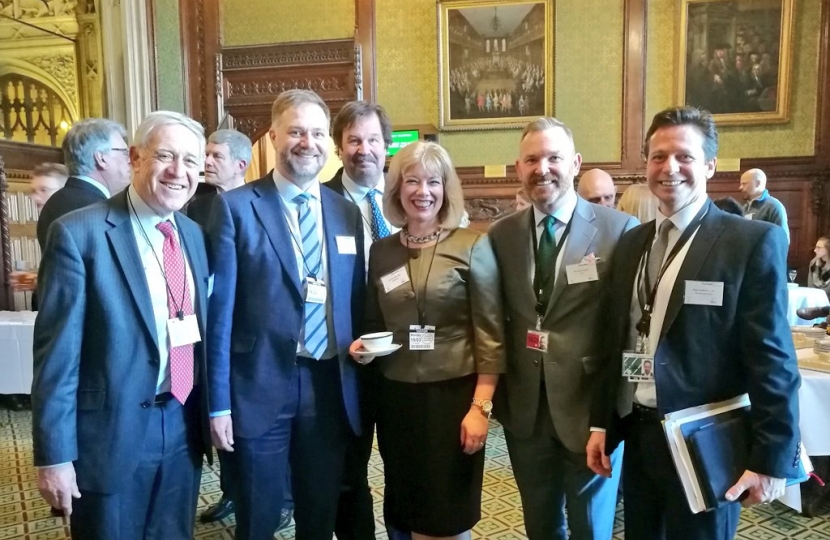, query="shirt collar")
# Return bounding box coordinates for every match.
[272,169,322,204]
[533,189,578,227]
[341,170,385,201]
[76,175,110,198]
[752,189,770,203]
[656,194,708,235]
[127,185,175,229]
